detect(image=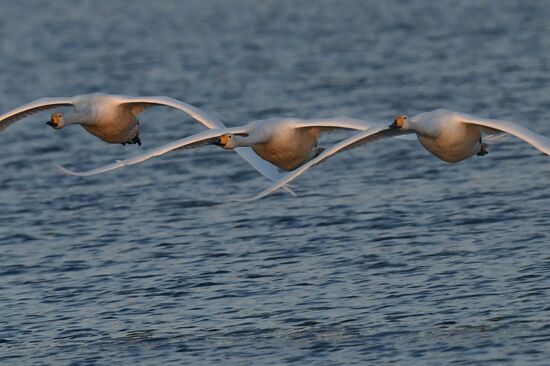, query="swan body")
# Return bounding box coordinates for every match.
[397,109,484,163]
[219,118,331,170]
